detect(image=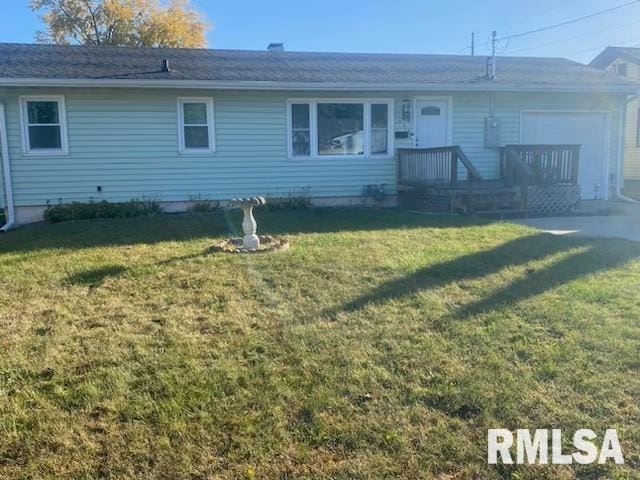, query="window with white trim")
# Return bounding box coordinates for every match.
[20,96,68,155]
[291,103,311,156]
[288,99,393,158]
[318,103,364,155]
[370,103,389,154]
[616,63,628,77]
[178,97,215,152]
